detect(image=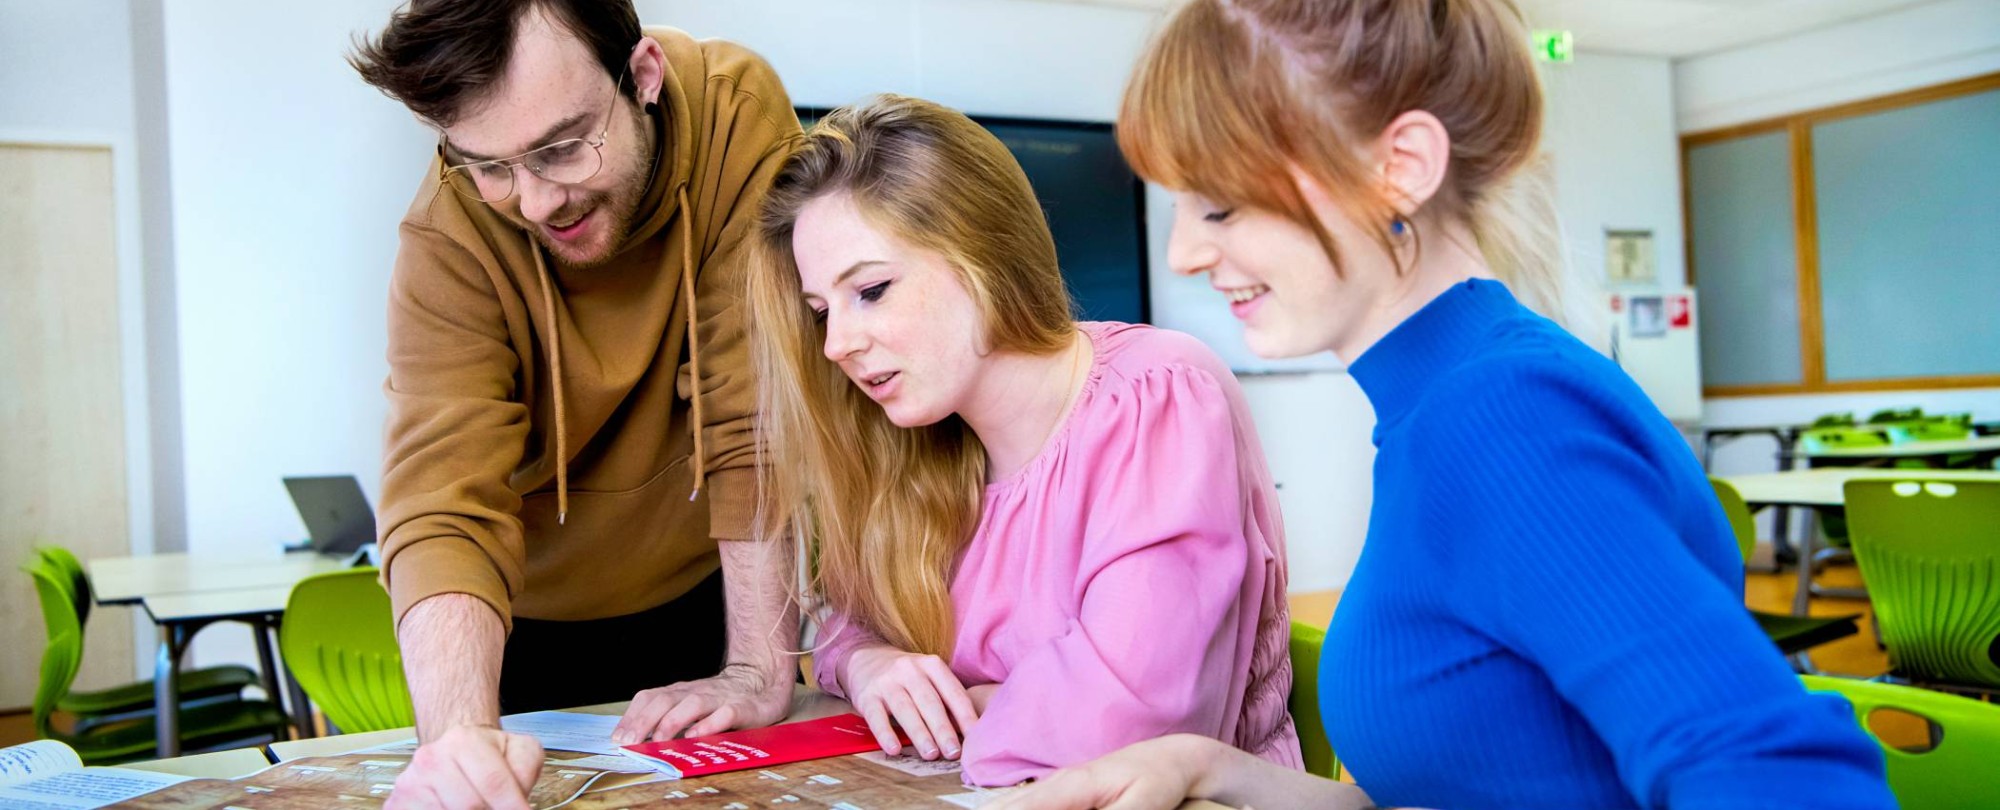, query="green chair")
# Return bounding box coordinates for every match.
[279,568,414,733]
[1288,621,1340,780]
[24,556,286,763]
[1802,675,2000,810]
[1811,412,1858,428]
[1800,426,1892,456]
[1866,407,1926,425]
[32,546,262,720]
[1709,480,1860,671]
[1886,419,1973,445]
[1844,480,2000,695]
